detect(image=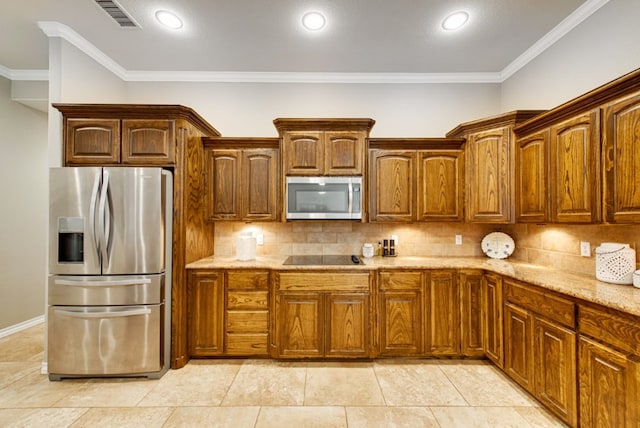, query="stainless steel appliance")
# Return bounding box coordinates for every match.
[47,167,172,380]
[286,176,362,220]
